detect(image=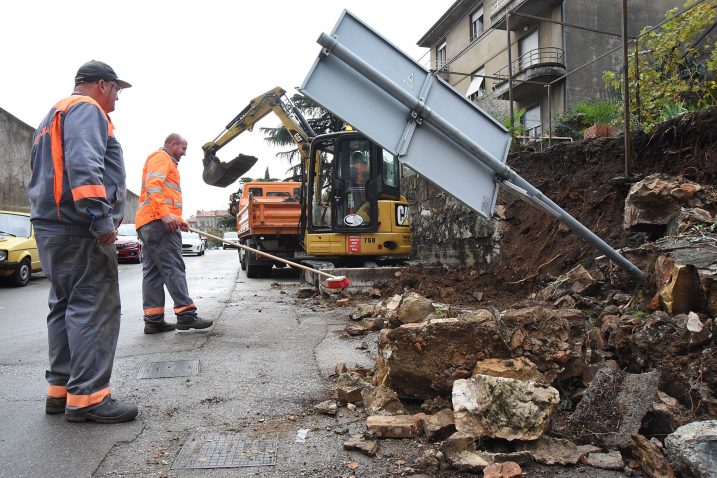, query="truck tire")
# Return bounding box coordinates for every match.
[259,265,273,278]
[239,249,246,270]
[11,258,31,287]
[246,250,260,278]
